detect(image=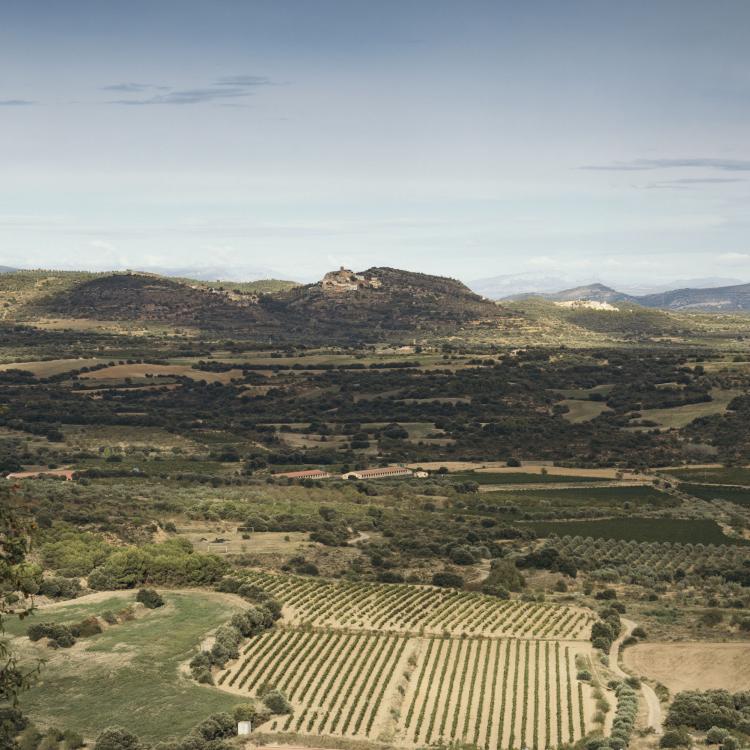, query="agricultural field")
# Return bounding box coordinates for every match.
[664,466,750,485]
[219,631,594,748]
[214,576,596,748]
[239,573,594,638]
[521,517,743,544]
[471,485,676,517]
[622,642,750,693]
[447,471,619,485]
[540,535,750,582]
[626,389,741,430]
[679,483,750,508]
